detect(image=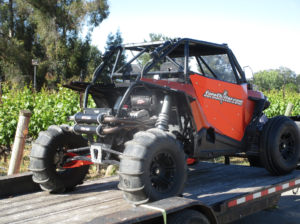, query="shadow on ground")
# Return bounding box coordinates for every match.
[230,189,300,224]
